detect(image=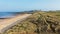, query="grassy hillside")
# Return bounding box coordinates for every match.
[46,11,60,19]
[2,11,60,34]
